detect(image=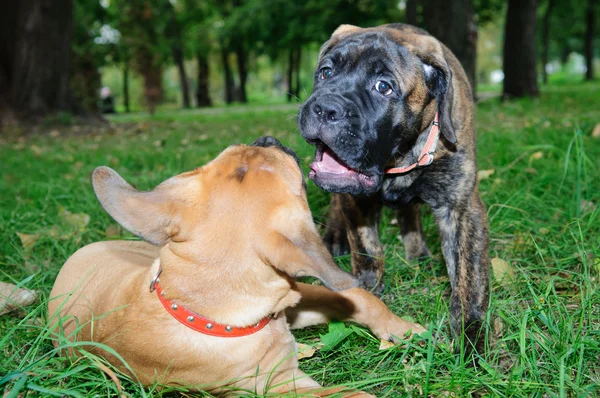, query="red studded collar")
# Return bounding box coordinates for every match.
[149,268,272,338]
